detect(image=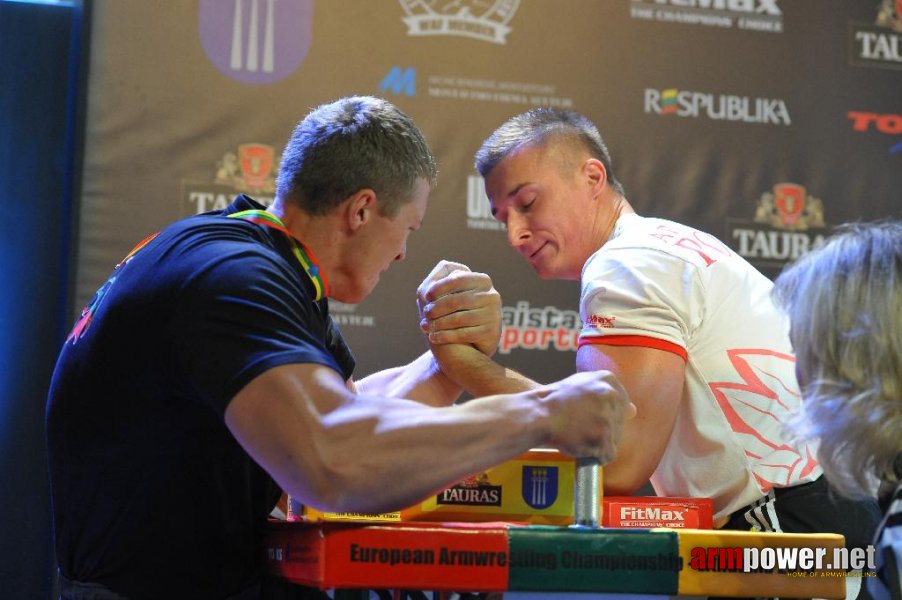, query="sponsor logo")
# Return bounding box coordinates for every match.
[522,466,558,509]
[466,175,505,231]
[849,0,902,70]
[629,0,784,33]
[500,301,582,354]
[848,110,902,154]
[586,315,616,329]
[329,300,376,328]
[689,544,878,574]
[645,88,791,126]
[428,75,573,108]
[437,473,502,506]
[181,143,278,215]
[380,66,417,96]
[199,0,312,84]
[399,0,520,44]
[753,182,825,231]
[726,183,829,270]
[68,277,116,344]
[621,506,686,522]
